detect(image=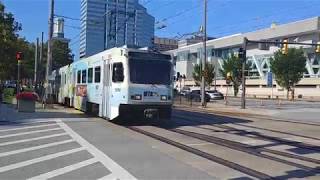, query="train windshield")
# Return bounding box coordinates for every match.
[129,59,171,85]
